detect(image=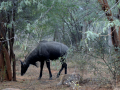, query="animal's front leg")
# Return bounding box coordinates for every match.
[38,61,44,80]
[46,60,52,80]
